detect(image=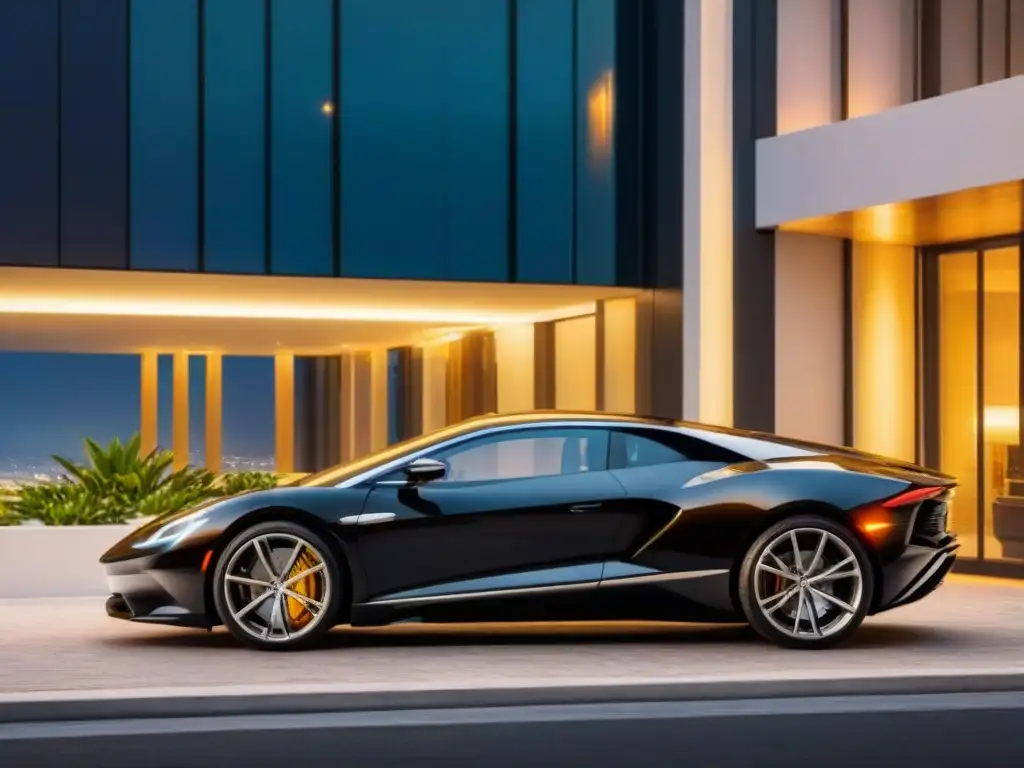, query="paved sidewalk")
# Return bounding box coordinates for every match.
[0,575,1020,700]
